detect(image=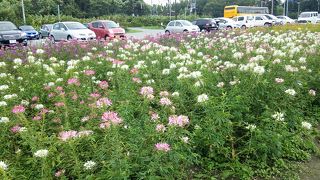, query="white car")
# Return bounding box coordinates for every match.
[165,20,200,34]
[298,12,320,24]
[276,16,295,24]
[232,15,255,29]
[252,15,273,27]
[50,21,96,42]
[214,17,241,30]
[263,14,282,25]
